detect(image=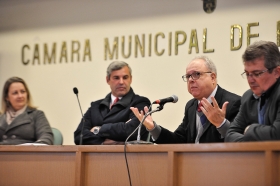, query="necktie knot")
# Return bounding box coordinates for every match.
[110,98,119,109]
[197,102,203,112]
